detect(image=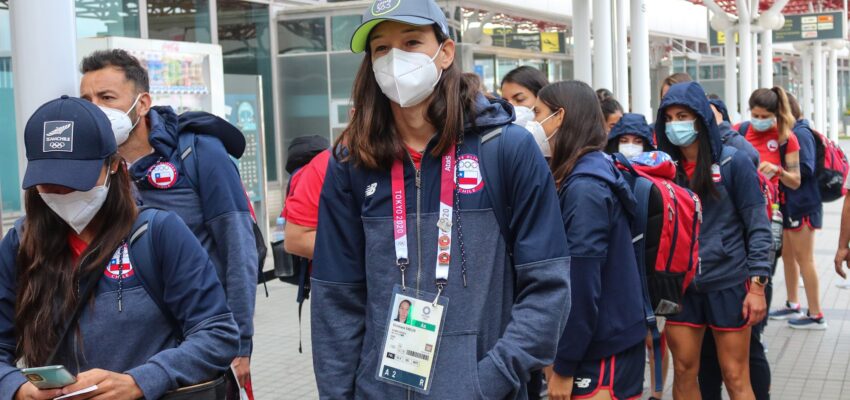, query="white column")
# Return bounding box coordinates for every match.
[737,1,752,116]
[592,0,614,91]
[616,0,630,110]
[630,0,651,118]
[9,0,78,201]
[724,27,740,122]
[814,41,825,130]
[829,49,840,140]
[802,49,814,121]
[573,0,593,84]
[752,32,759,88]
[760,29,774,88]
